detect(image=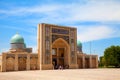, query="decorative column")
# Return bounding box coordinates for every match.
[89,55,92,68]
[82,55,85,68]
[69,28,78,68]
[57,48,59,65]
[45,25,51,64]
[2,53,6,72]
[38,23,52,70]
[14,54,18,71]
[70,29,76,64]
[26,54,30,70]
[96,56,98,68]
